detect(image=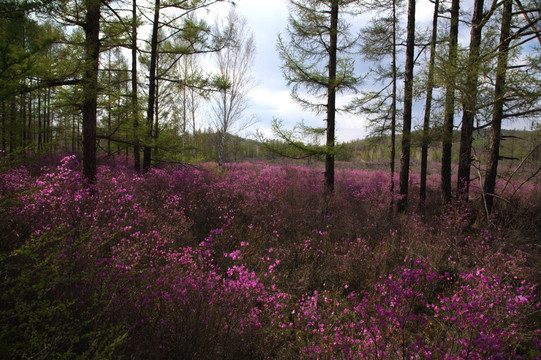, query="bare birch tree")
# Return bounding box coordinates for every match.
[211,9,256,168]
